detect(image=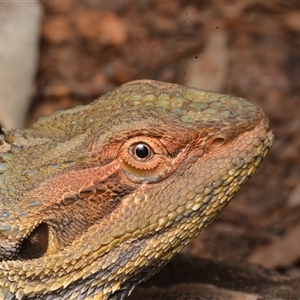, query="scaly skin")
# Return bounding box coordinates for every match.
[0,80,273,299]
